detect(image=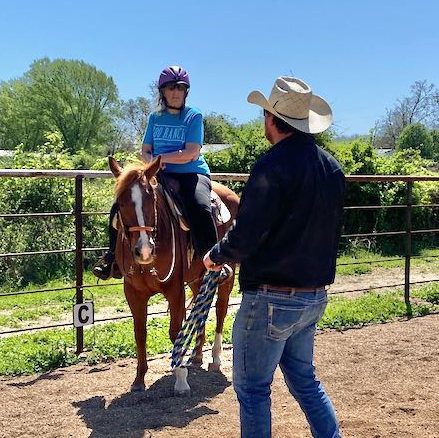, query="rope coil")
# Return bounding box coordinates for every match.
[171,267,229,370]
